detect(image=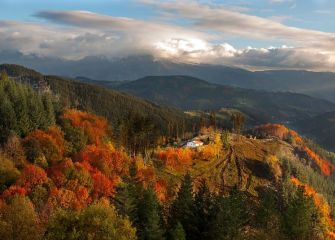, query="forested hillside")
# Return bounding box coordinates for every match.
[112,75,335,123]
[4,64,335,137]
[1,71,335,239]
[0,71,56,142]
[3,53,335,102]
[0,64,196,153]
[294,111,335,151]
